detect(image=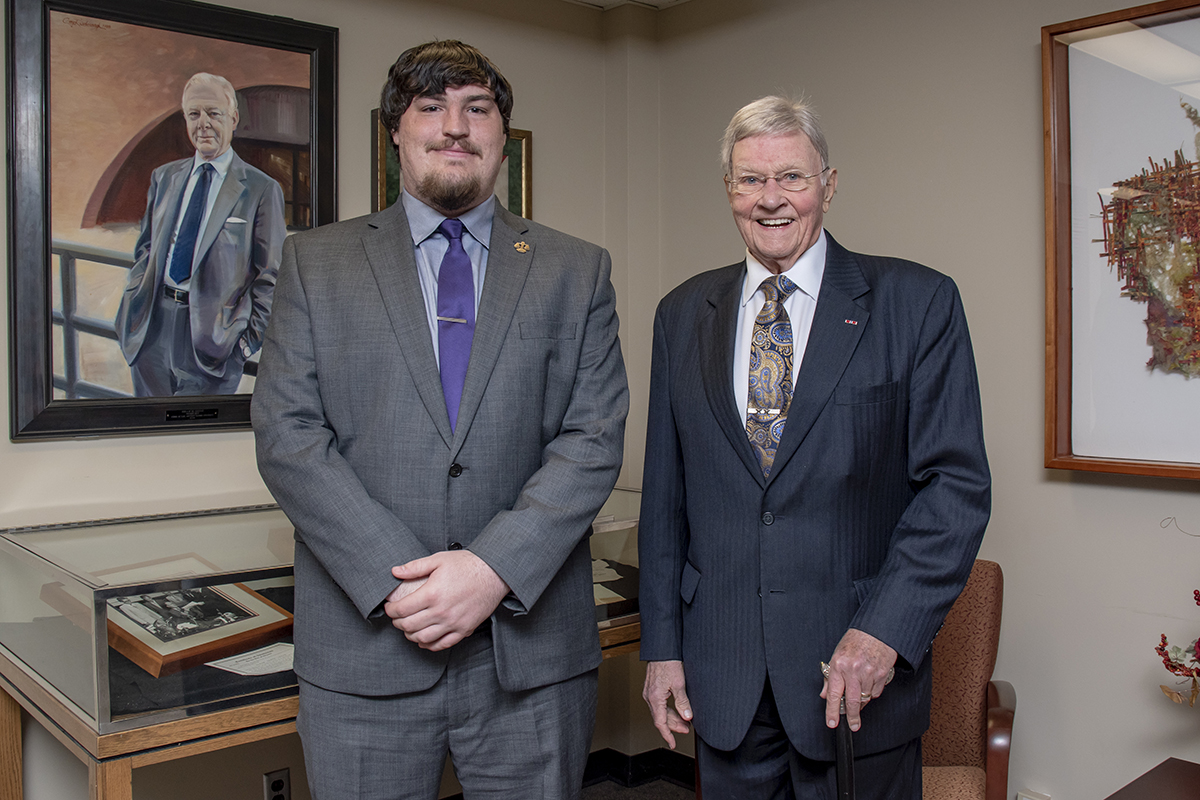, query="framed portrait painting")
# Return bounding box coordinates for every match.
[1044,0,1200,479]
[7,0,337,439]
